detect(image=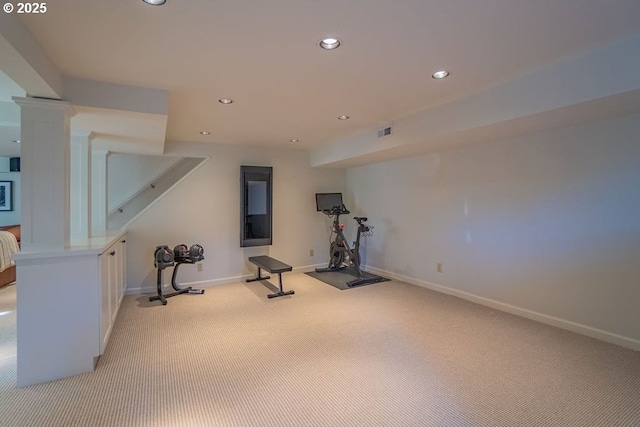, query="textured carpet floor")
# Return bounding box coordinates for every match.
[0,274,639,426]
